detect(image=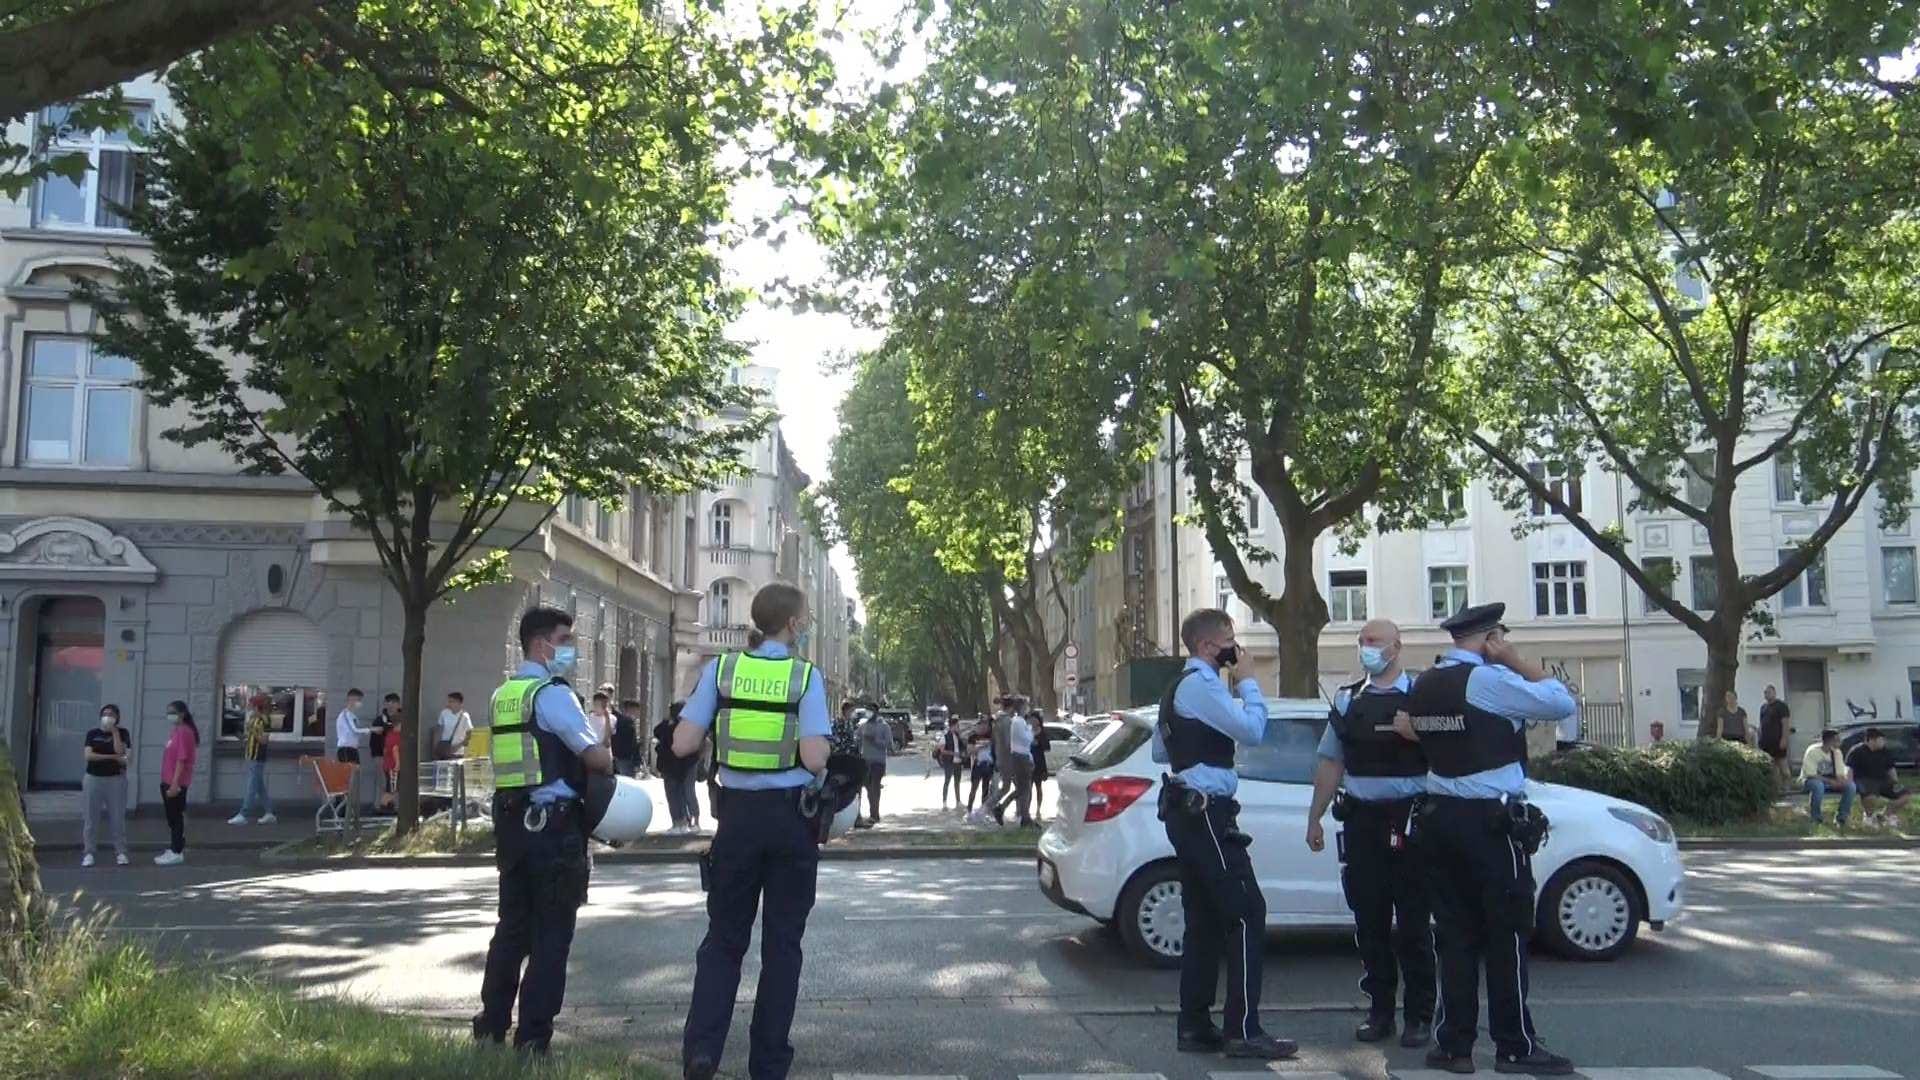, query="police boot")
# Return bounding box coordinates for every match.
[1401,1019,1434,1048]
[683,1054,718,1080]
[1222,1034,1298,1060]
[1425,1047,1476,1074]
[1354,1014,1395,1042]
[1495,1047,1575,1075]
